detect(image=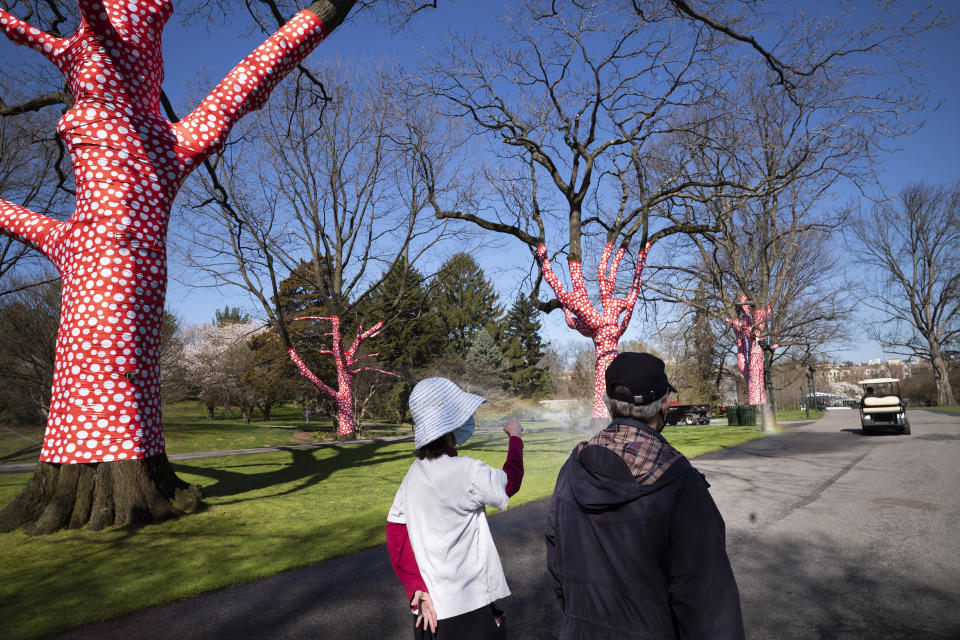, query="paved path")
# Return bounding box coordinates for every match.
[49,409,960,639]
